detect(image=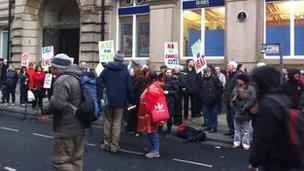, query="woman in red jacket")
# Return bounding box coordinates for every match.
[32,65,45,110]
